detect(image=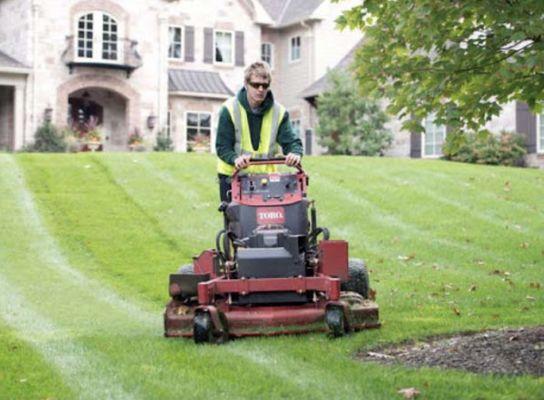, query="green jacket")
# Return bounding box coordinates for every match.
[215,88,303,165]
